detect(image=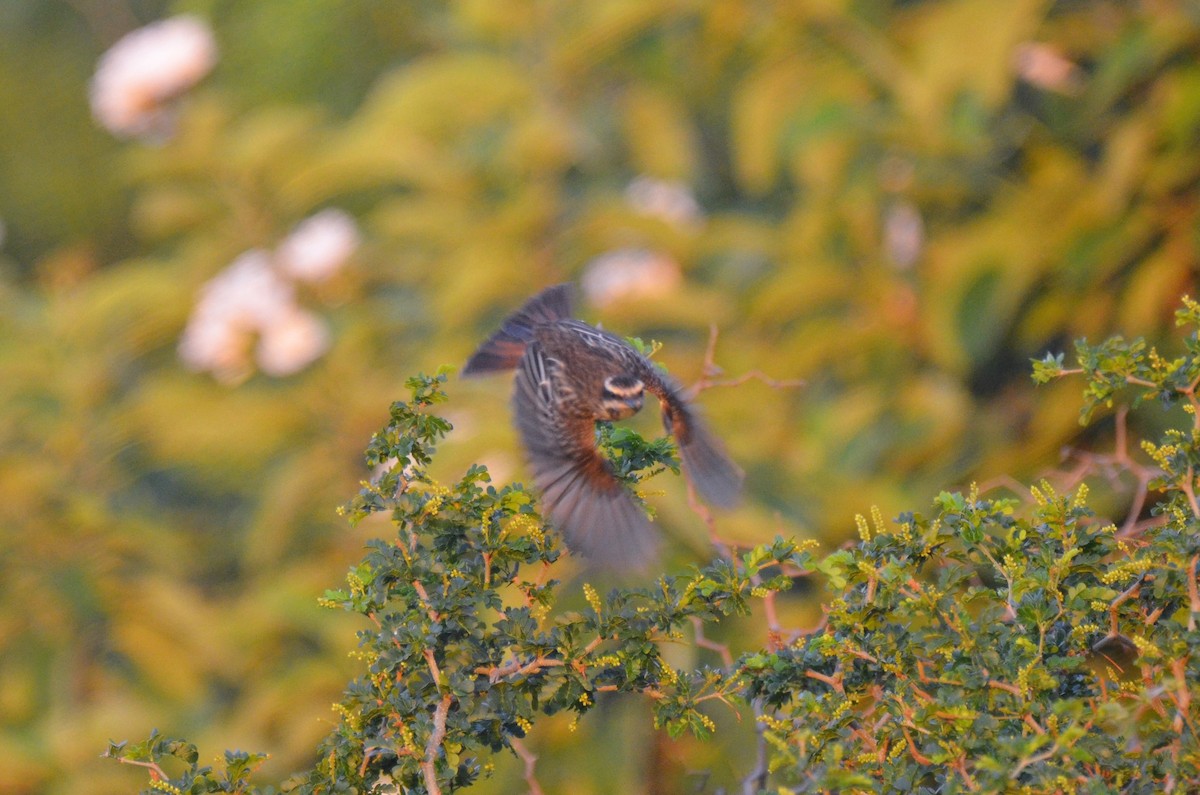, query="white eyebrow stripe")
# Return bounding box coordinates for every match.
[603,377,644,397]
